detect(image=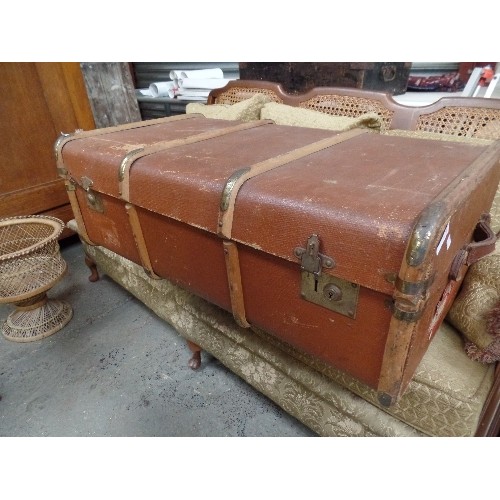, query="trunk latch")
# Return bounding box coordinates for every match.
[294,234,335,277]
[294,234,359,318]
